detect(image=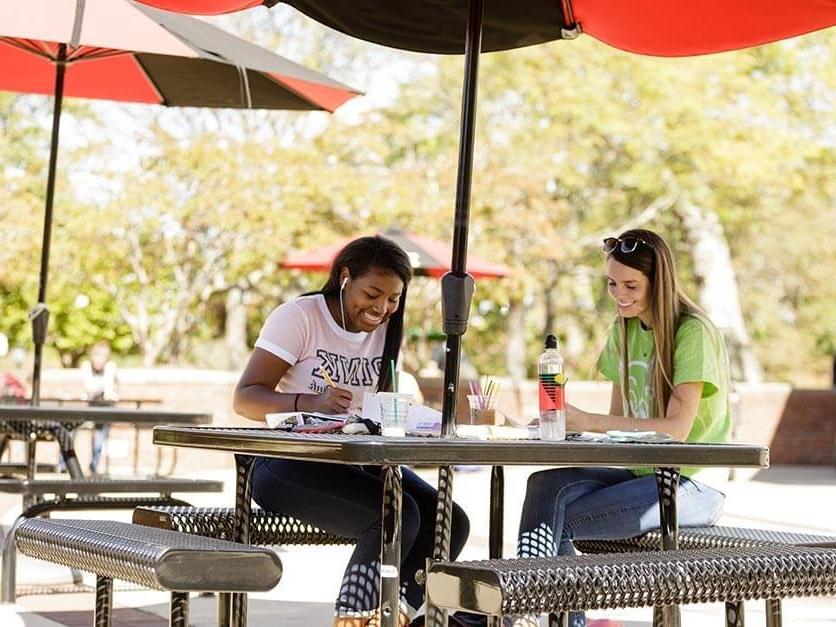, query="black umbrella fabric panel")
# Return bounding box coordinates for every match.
[280,0,567,53]
[135,54,330,109]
